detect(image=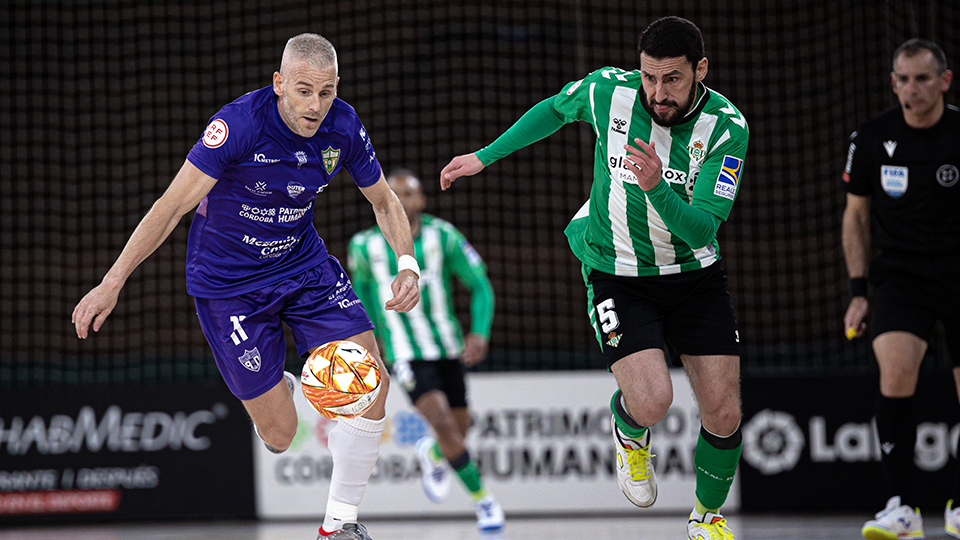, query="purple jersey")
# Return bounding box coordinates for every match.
[185,86,382,298]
